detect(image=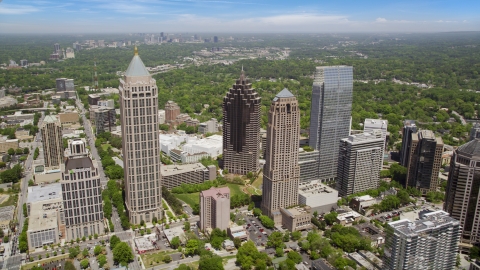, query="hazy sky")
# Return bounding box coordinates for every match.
[0,0,479,33]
